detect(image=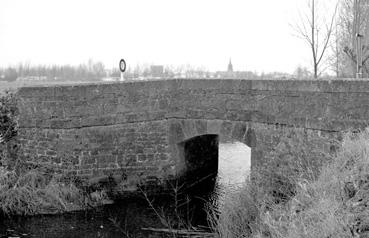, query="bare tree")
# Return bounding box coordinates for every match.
[335,0,369,77]
[292,0,338,78]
